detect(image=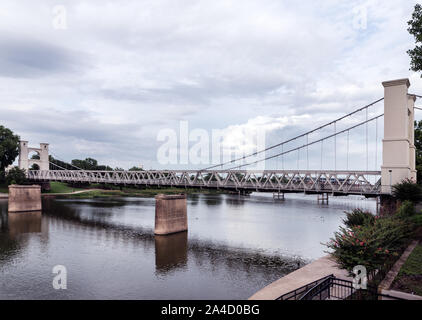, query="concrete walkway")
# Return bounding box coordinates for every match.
[249,255,352,300]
